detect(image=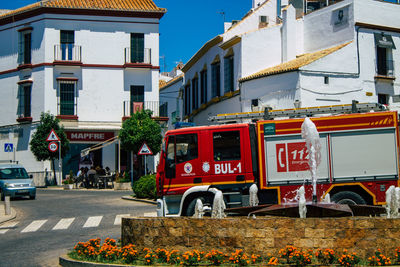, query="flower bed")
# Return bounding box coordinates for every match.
[67,238,400,266]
